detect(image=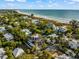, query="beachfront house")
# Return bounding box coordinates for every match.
[0,48,8,59]
[46,23,53,29]
[21,29,31,35]
[3,33,14,41]
[53,25,58,31]
[68,39,78,49]
[13,48,24,58]
[23,16,28,19]
[62,26,68,31]
[58,27,67,33]
[32,19,39,25]
[55,54,71,59]
[46,23,56,30]
[0,26,6,32]
[56,27,67,36]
